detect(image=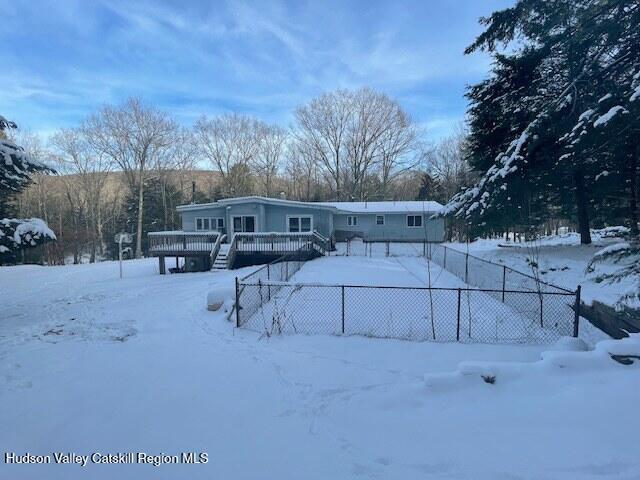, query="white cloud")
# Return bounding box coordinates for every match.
[0,0,503,137]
